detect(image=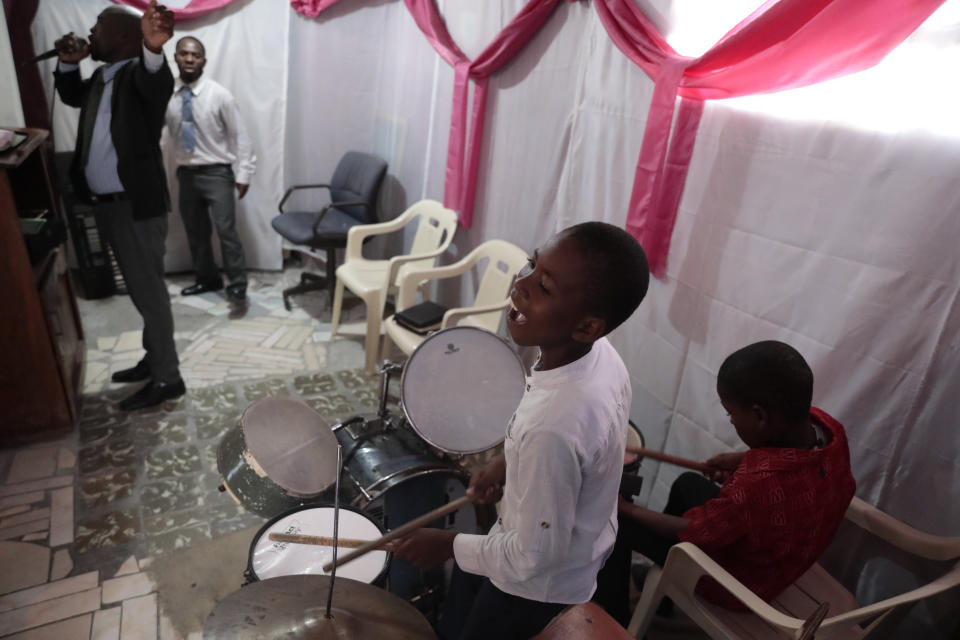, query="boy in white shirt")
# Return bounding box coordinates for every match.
[394,222,650,639]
